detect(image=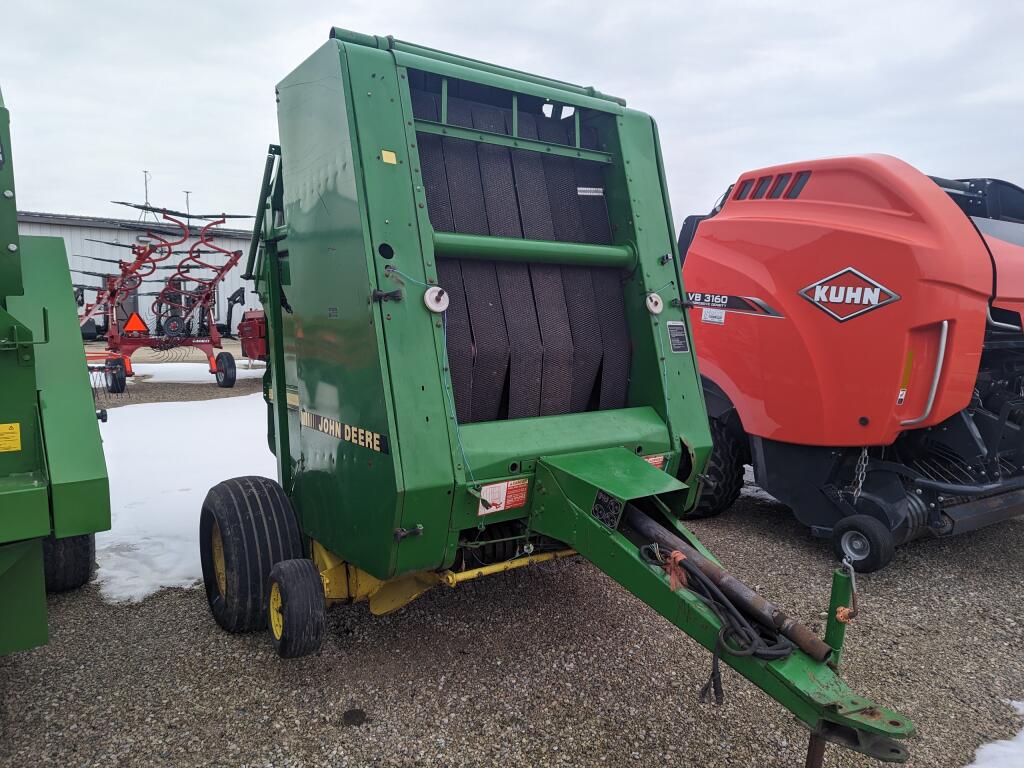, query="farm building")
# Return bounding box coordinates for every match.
[16,210,256,332]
